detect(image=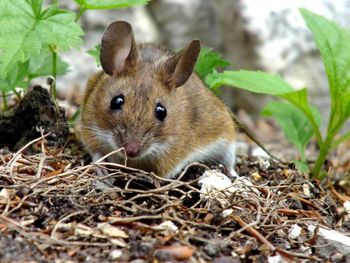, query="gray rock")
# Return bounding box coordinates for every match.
[309,225,350,261]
